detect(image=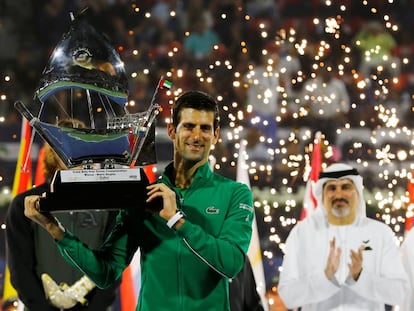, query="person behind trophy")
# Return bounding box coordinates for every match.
[6,118,120,311]
[229,256,265,311]
[22,90,254,310]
